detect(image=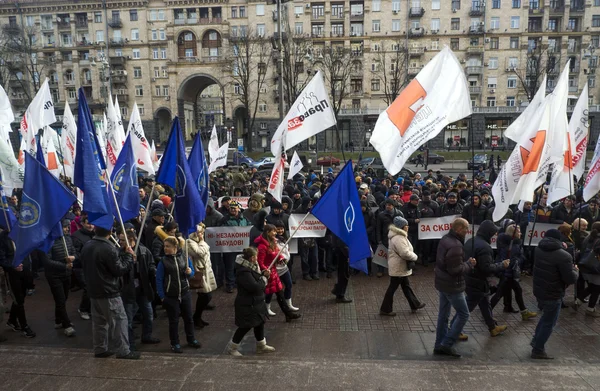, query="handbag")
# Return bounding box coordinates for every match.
[580,252,600,274]
[188,270,204,290]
